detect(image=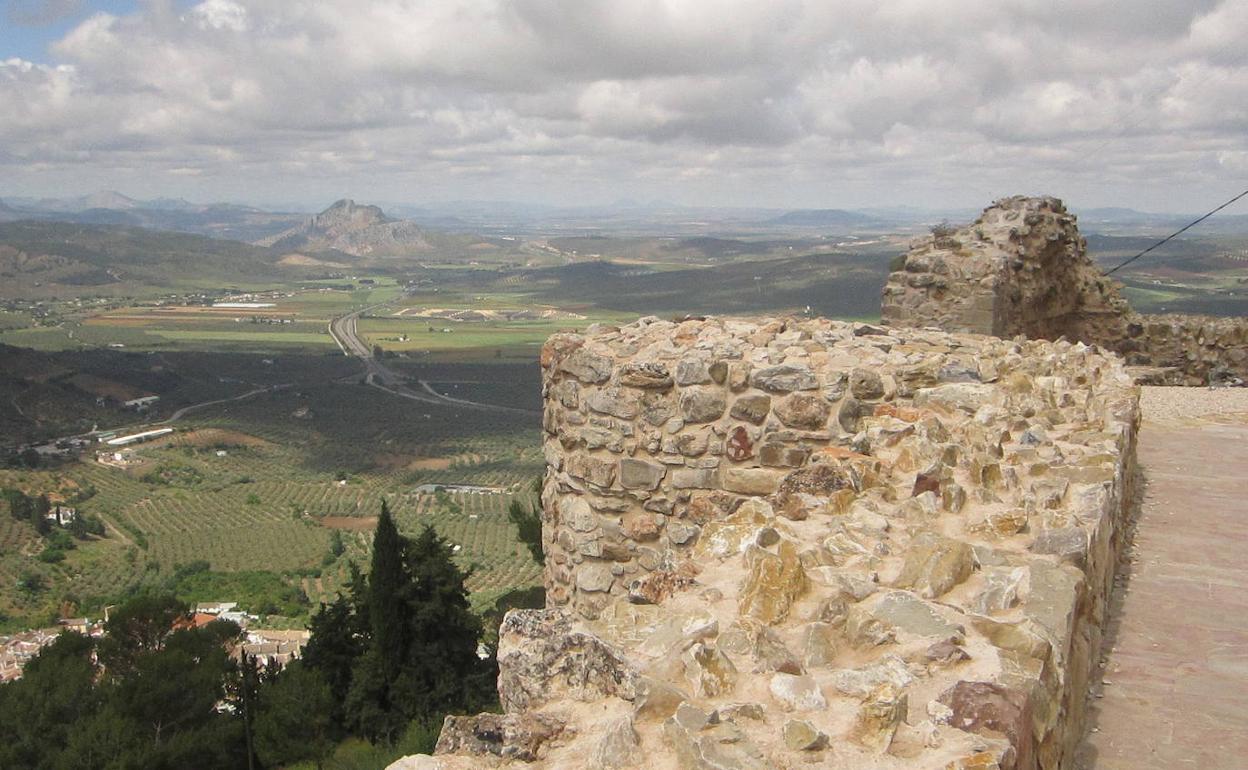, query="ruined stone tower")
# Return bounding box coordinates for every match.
[881,195,1248,385]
